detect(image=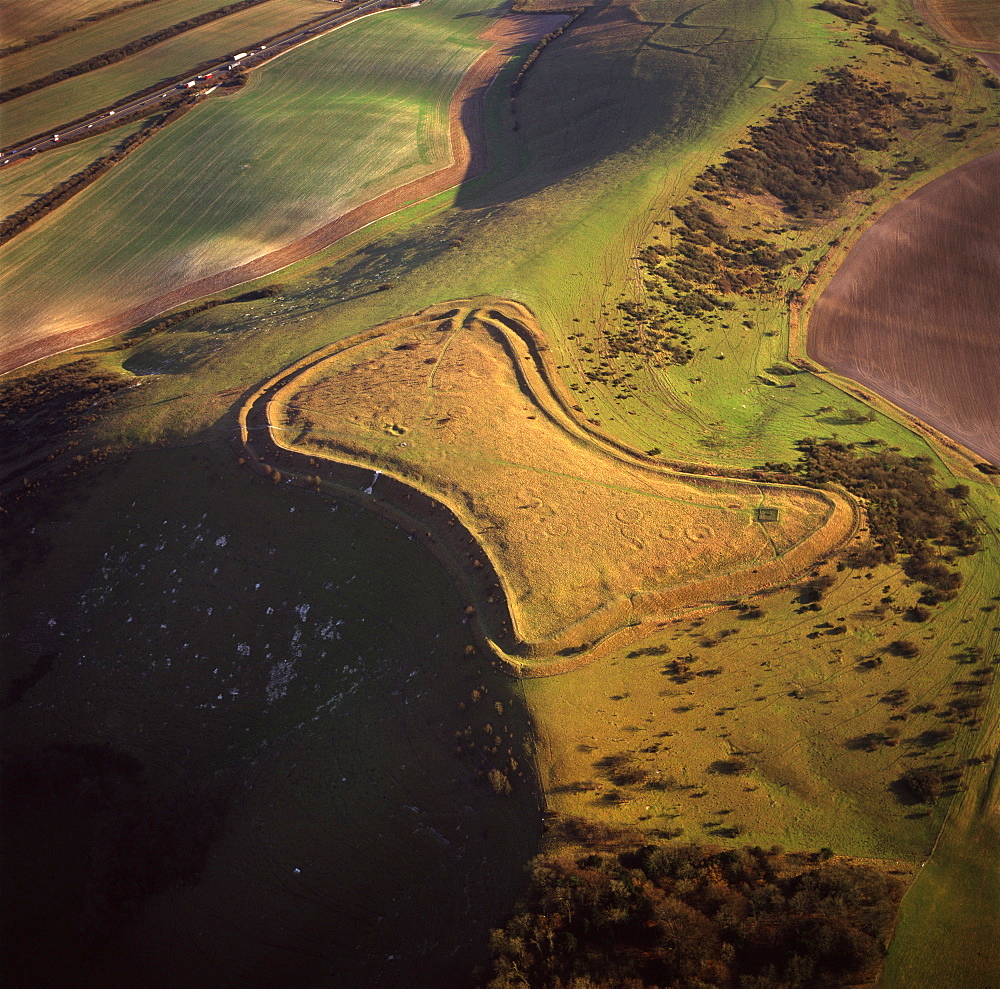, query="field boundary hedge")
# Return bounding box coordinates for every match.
[508,6,582,99]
